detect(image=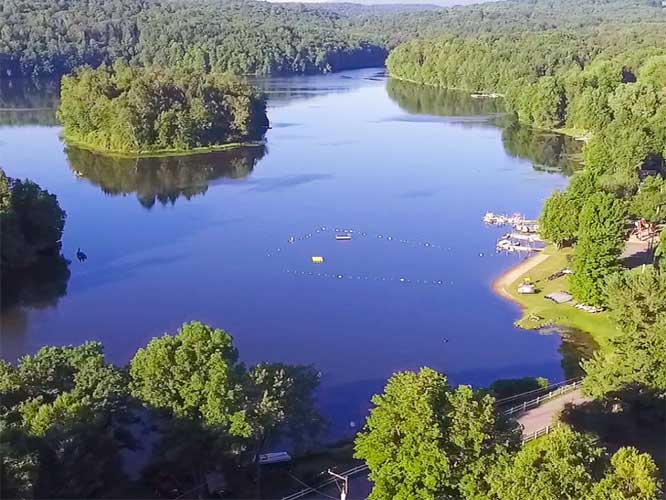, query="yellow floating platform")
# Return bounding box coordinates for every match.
[311,256,325,264]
